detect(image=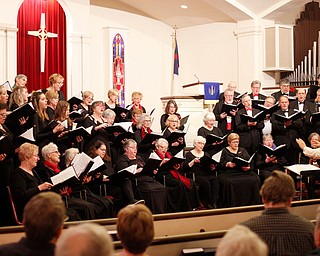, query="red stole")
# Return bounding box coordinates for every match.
[141,127,152,140]
[155,149,191,189]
